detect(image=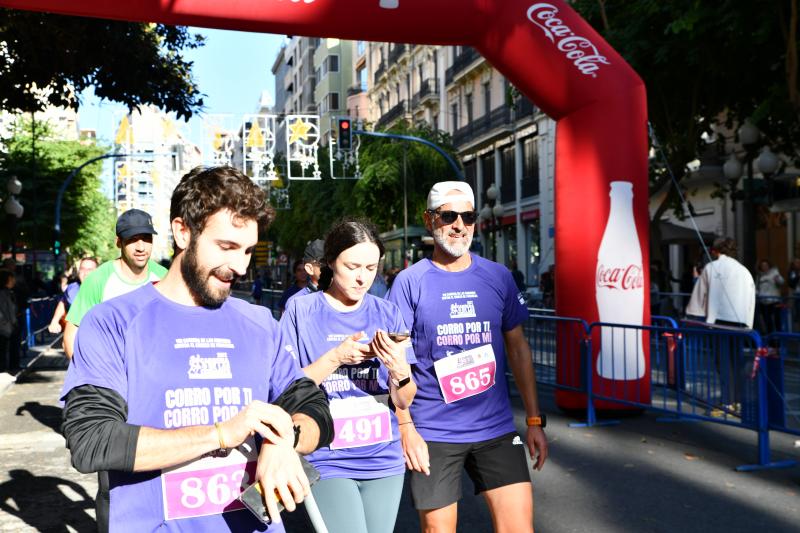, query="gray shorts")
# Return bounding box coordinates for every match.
[410,432,531,510]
